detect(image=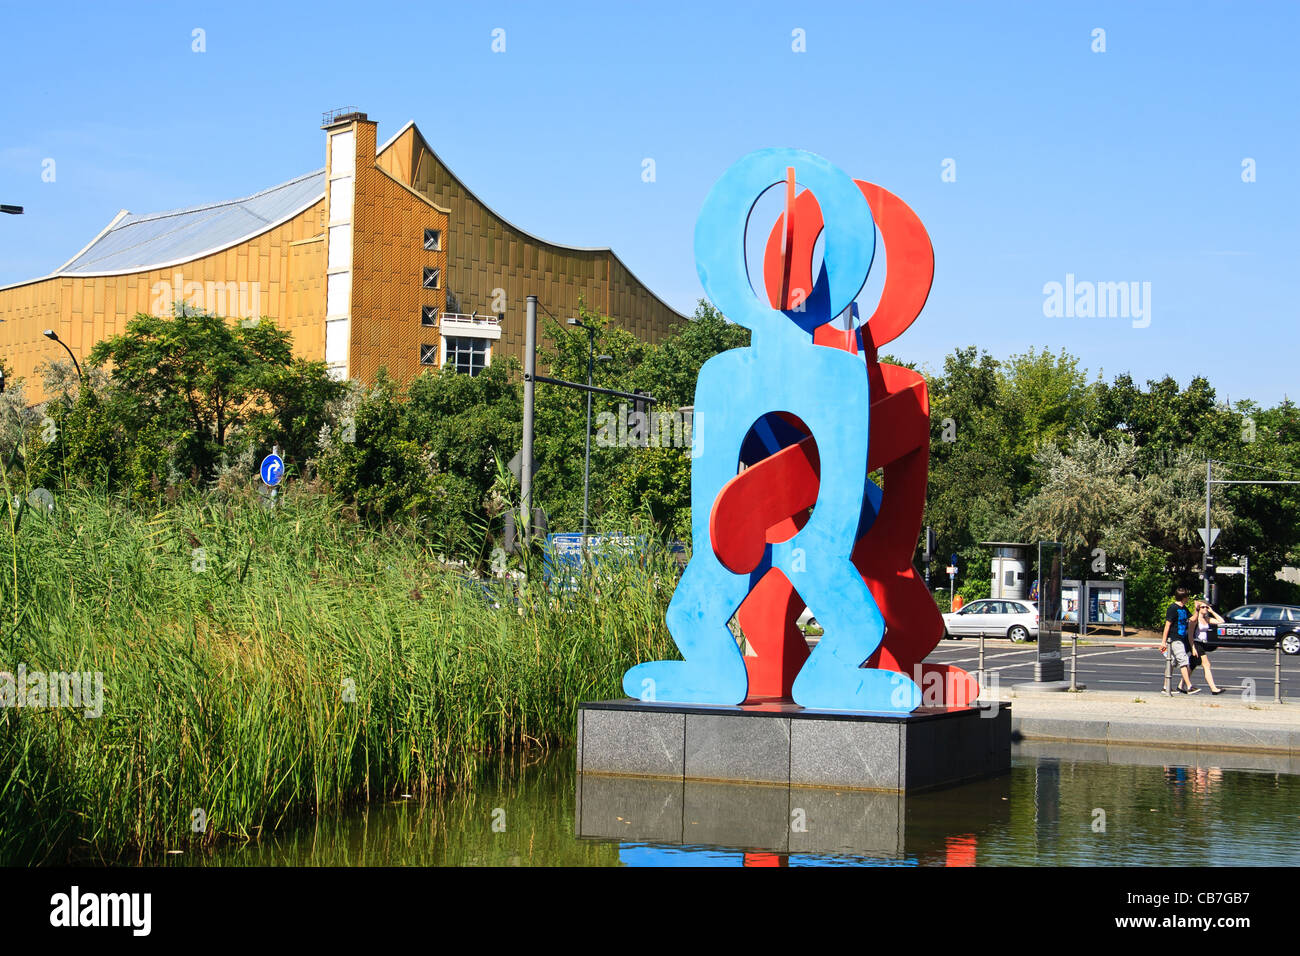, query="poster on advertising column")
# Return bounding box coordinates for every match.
[1087,581,1125,625]
[1061,580,1080,624]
